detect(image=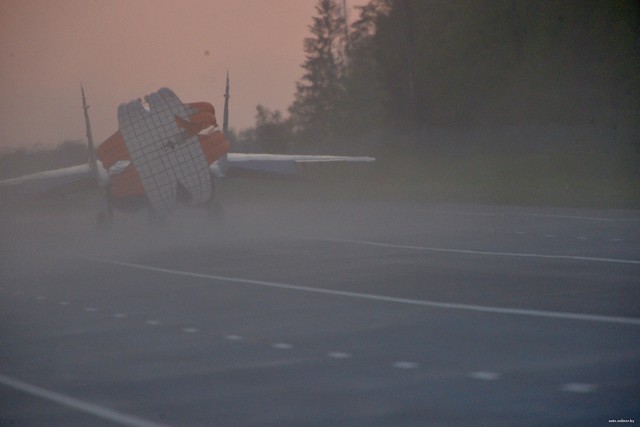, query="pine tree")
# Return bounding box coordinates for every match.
[289,0,347,146]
